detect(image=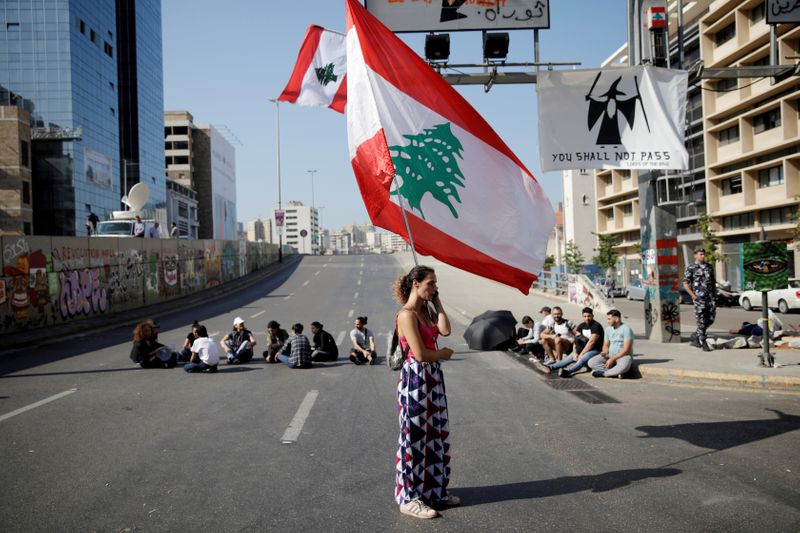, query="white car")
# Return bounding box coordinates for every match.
[739,278,800,314]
